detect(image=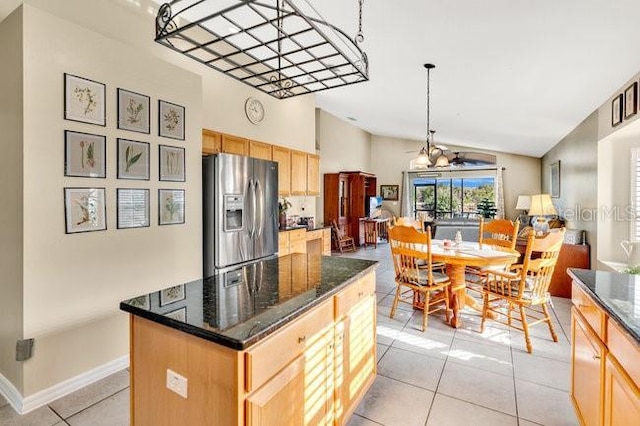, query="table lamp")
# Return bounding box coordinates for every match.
[528,194,557,235]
